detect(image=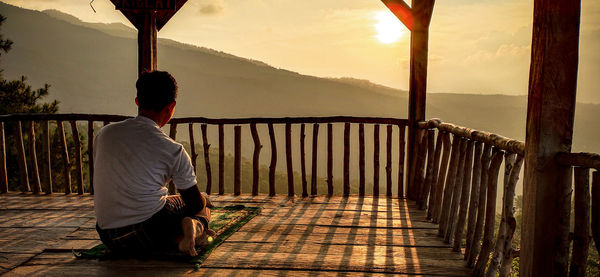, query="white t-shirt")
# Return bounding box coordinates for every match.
[93,116,196,229]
